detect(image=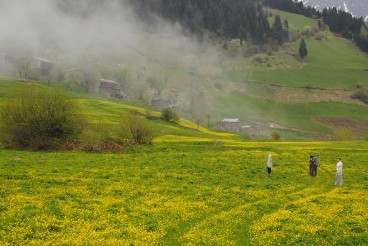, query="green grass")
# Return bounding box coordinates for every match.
[77,98,240,140]
[0,140,367,245]
[266,8,317,31]
[214,92,368,134]
[252,36,368,89]
[0,78,240,143]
